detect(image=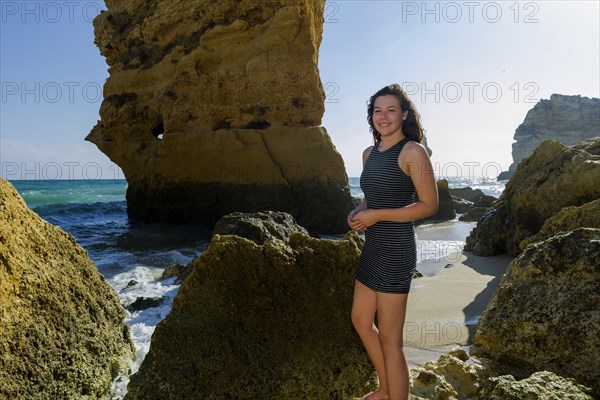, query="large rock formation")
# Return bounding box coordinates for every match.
[125,232,376,399]
[498,94,600,180]
[465,138,600,256]
[86,0,354,233]
[471,228,600,397]
[0,179,134,399]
